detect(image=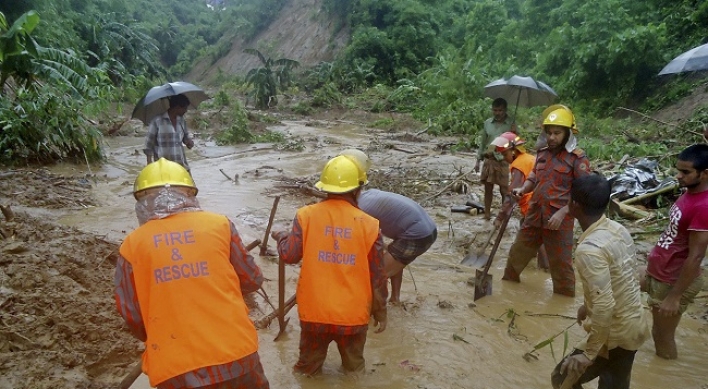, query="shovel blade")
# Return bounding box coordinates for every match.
[274,318,290,341]
[473,269,492,301]
[461,252,489,267]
